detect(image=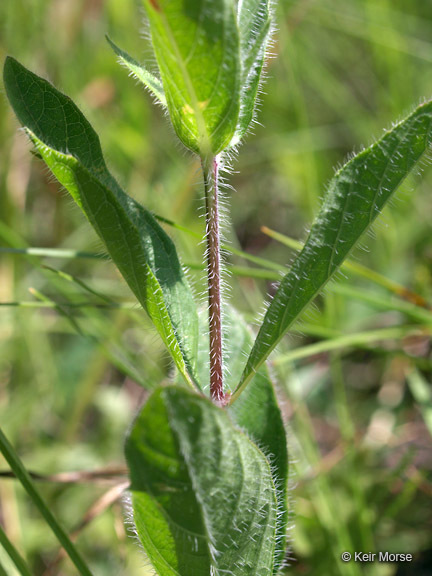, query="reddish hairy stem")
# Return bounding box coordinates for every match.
[203,157,224,403]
